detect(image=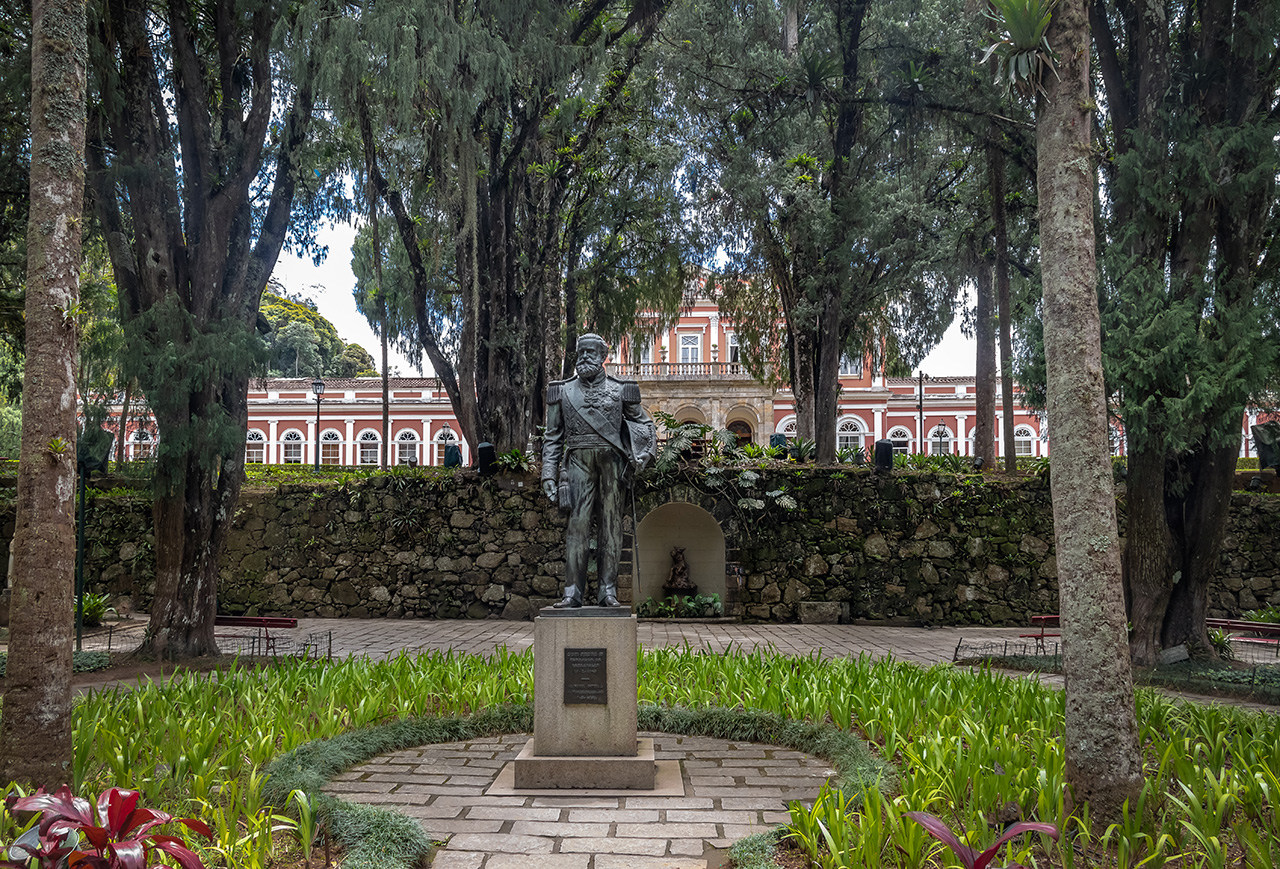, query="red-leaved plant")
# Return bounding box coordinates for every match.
[2,785,212,869]
[904,811,1059,869]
